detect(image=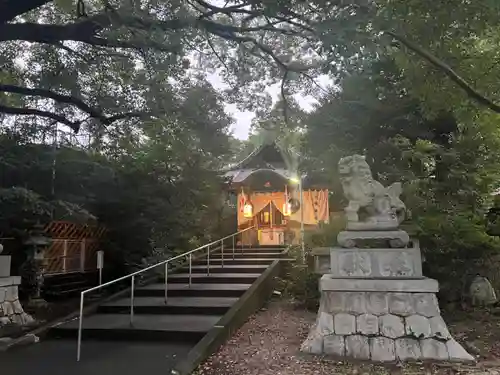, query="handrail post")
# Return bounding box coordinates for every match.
[232,235,235,260]
[221,239,224,268]
[189,254,192,287]
[80,239,86,272]
[63,239,68,273]
[207,244,210,276]
[164,263,168,304]
[76,292,84,361]
[130,275,135,325]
